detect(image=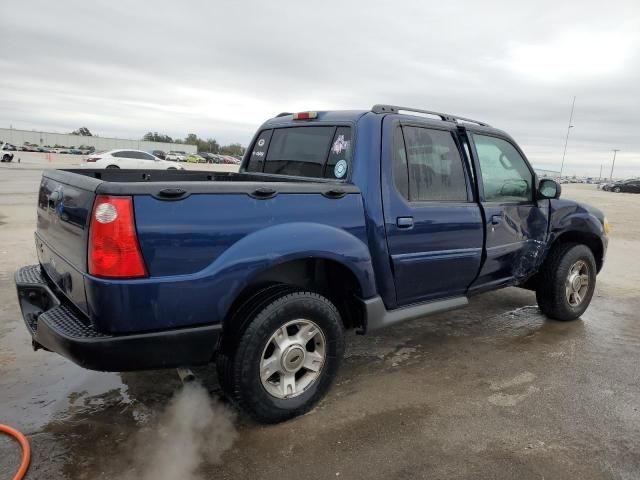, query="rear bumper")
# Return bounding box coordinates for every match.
[15,265,221,372]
